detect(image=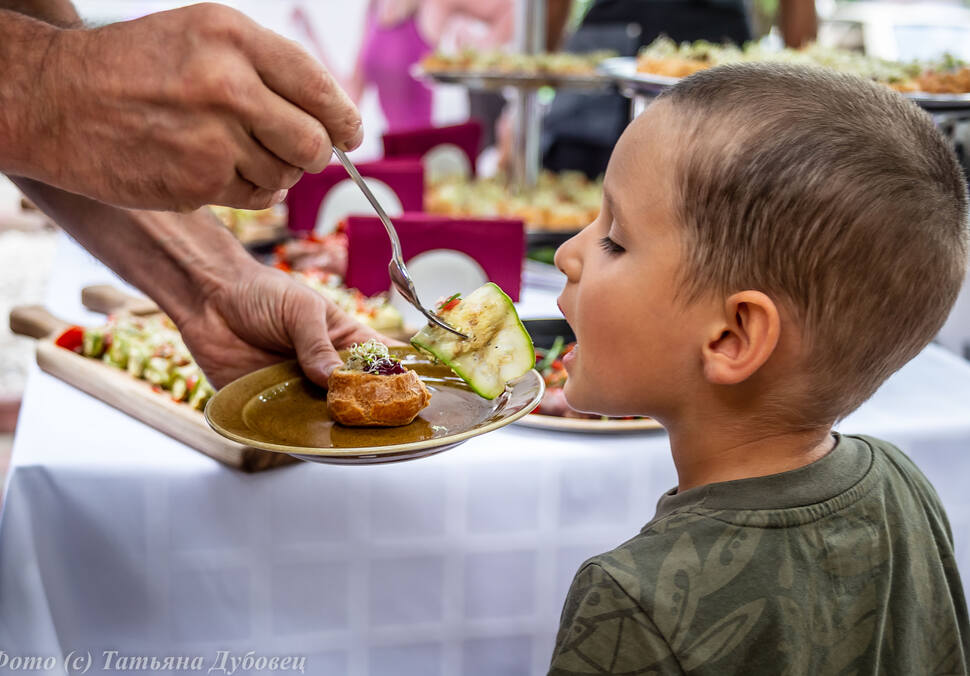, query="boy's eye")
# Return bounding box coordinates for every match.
[599,235,625,255]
